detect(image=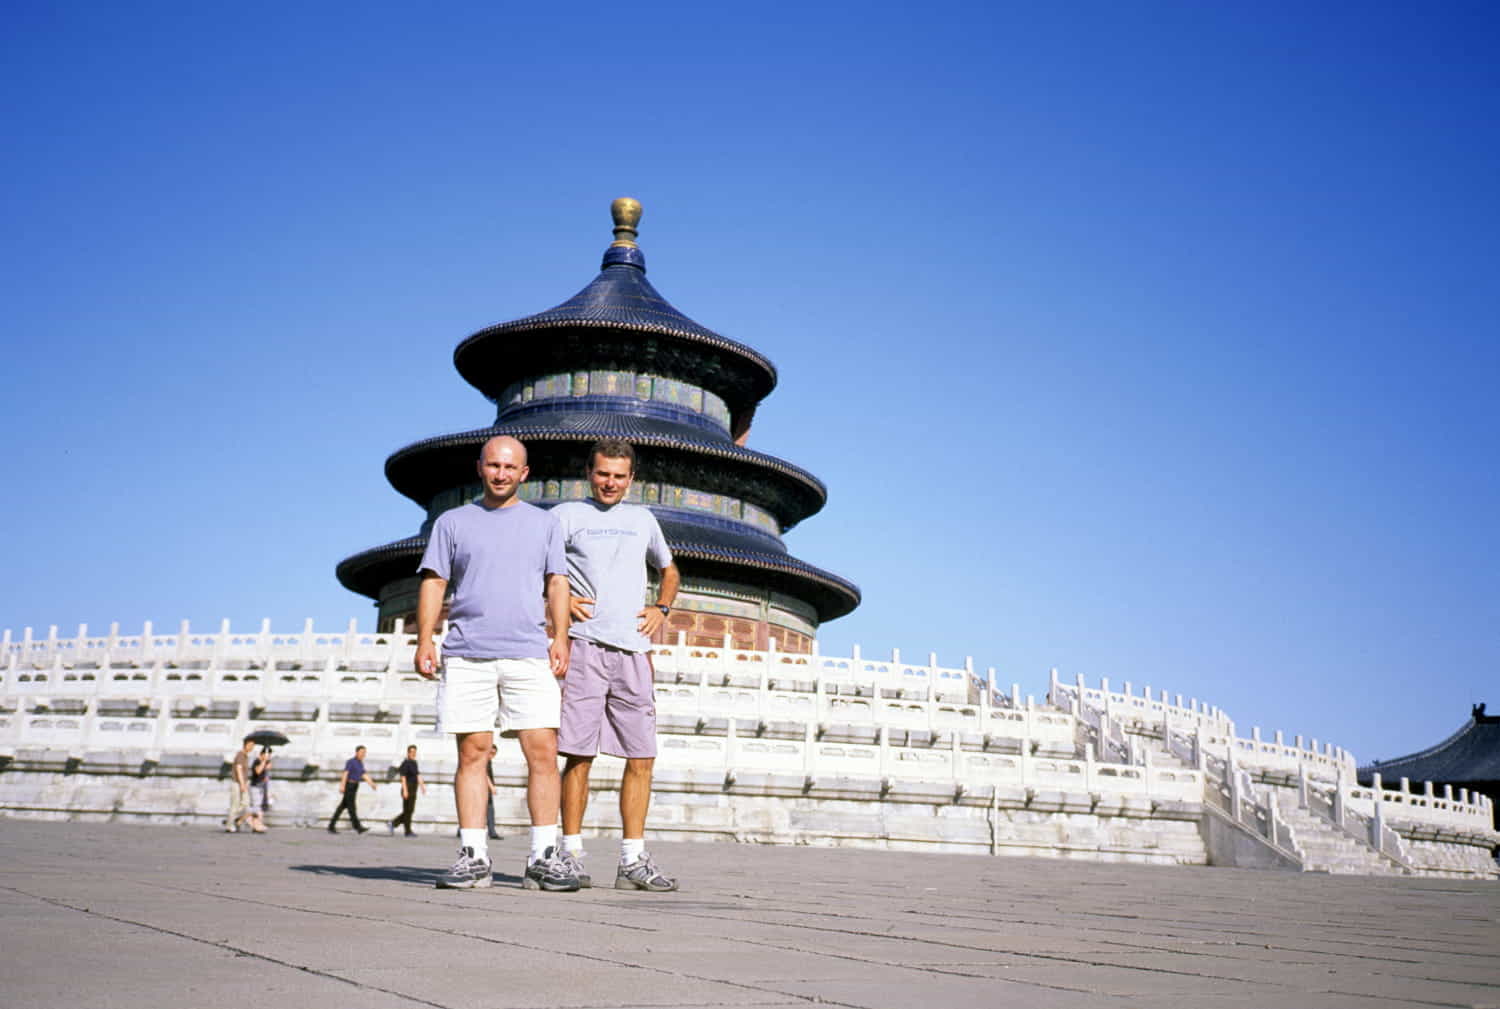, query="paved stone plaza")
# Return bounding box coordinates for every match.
[1,818,1496,1008]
